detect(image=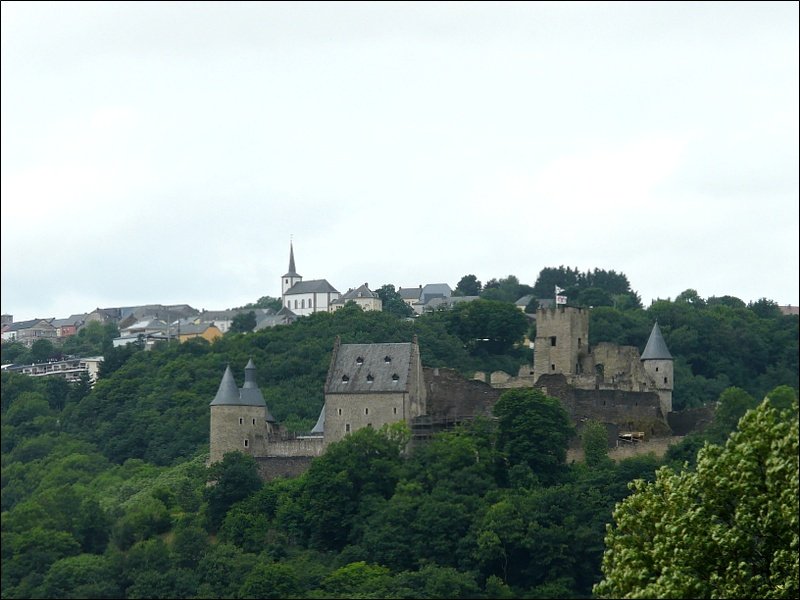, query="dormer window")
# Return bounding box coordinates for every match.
[356,357,364,366]
[341,375,349,383]
[391,373,399,382]
[366,374,374,383]
[384,356,391,364]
